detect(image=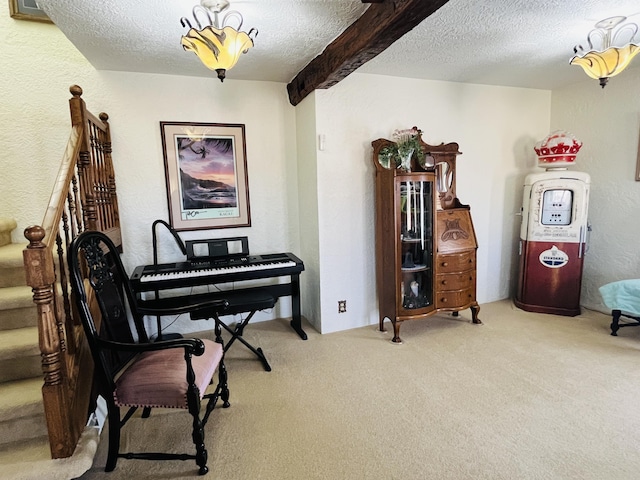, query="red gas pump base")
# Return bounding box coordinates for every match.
[513,297,580,317]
